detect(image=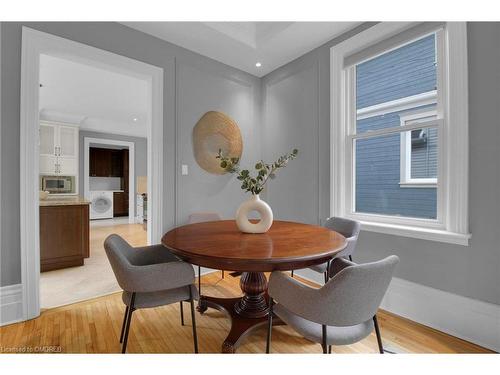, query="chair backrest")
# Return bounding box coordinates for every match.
[324,217,361,258]
[320,255,399,327]
[104,234,141,291]
[105,234,195,293]
[187,212,222,224]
